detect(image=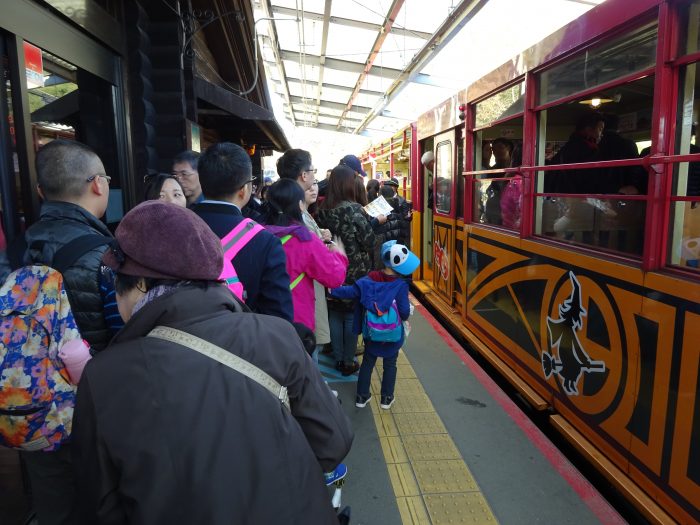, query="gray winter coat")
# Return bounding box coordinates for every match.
[72,284,353,524]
